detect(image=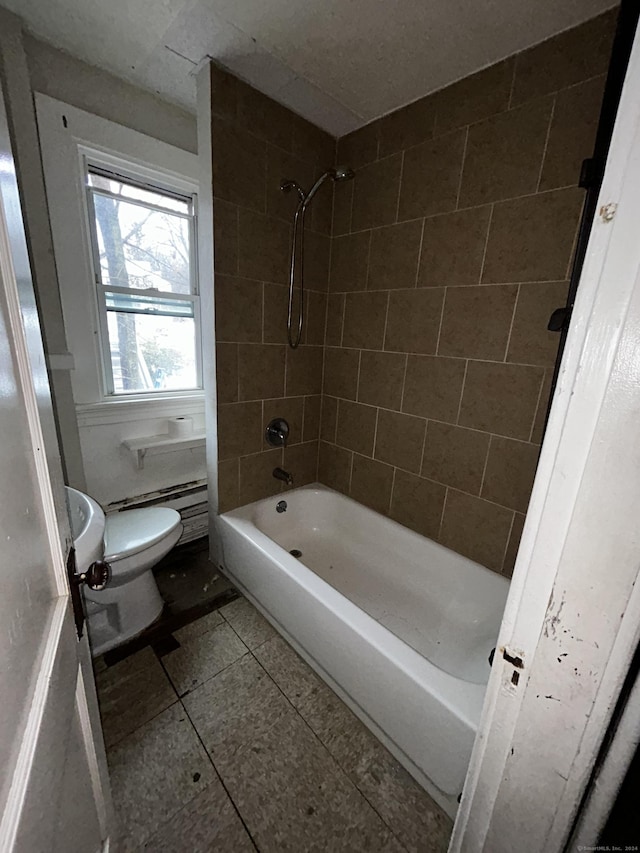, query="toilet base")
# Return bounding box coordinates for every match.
[86,570,164,657]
